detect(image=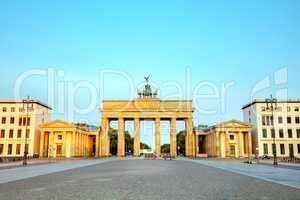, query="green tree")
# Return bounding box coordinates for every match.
[109,129,133,155]
[125,131,133,153]
[140,142,151,150]
[161,144,170,153]
[177,130,186,156]
[109,129,118,155]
